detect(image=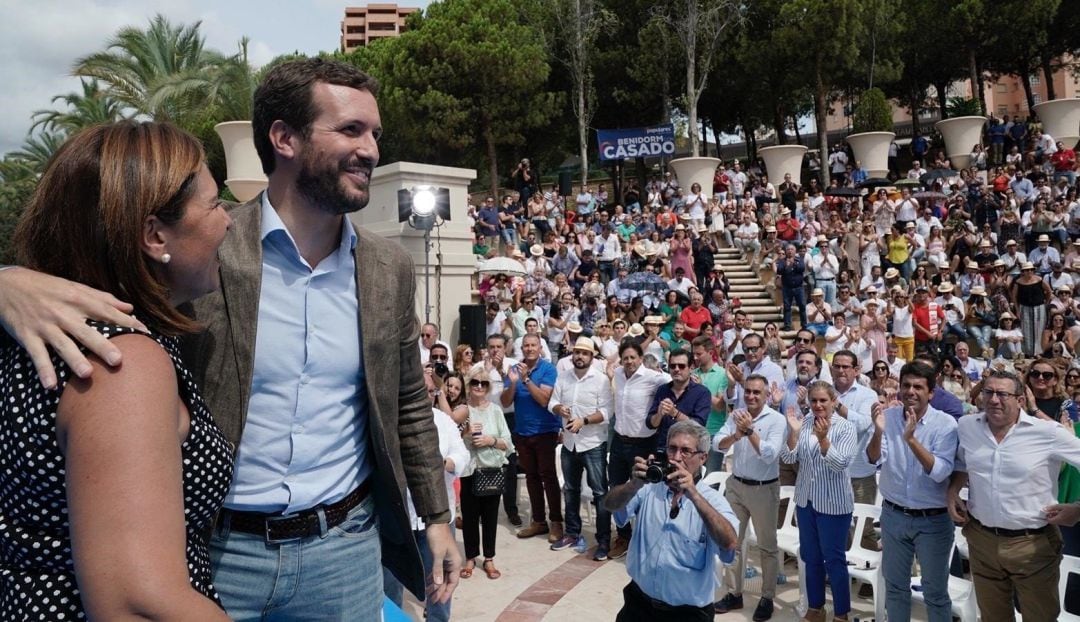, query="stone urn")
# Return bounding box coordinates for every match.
[215,121,268,201]
[845,131,895,178]
[936,116,986,170]
[1033,99,1080,150]
[667,156,721,198]
[759,144,807,185]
